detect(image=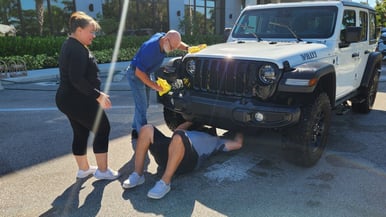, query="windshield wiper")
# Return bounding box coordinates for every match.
[237,24,262,42]
[269,22,302,42]
[248,31,262,42]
